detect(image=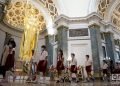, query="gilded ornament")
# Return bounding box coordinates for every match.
[8,11,14,17]
[15,9,21,15]
[15,2,22,7]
